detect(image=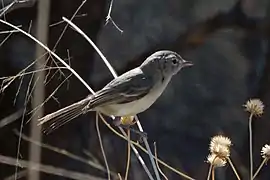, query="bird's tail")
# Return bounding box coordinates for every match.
[37,96,92,134]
